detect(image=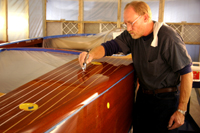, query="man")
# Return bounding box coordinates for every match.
[79,1,193,132]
